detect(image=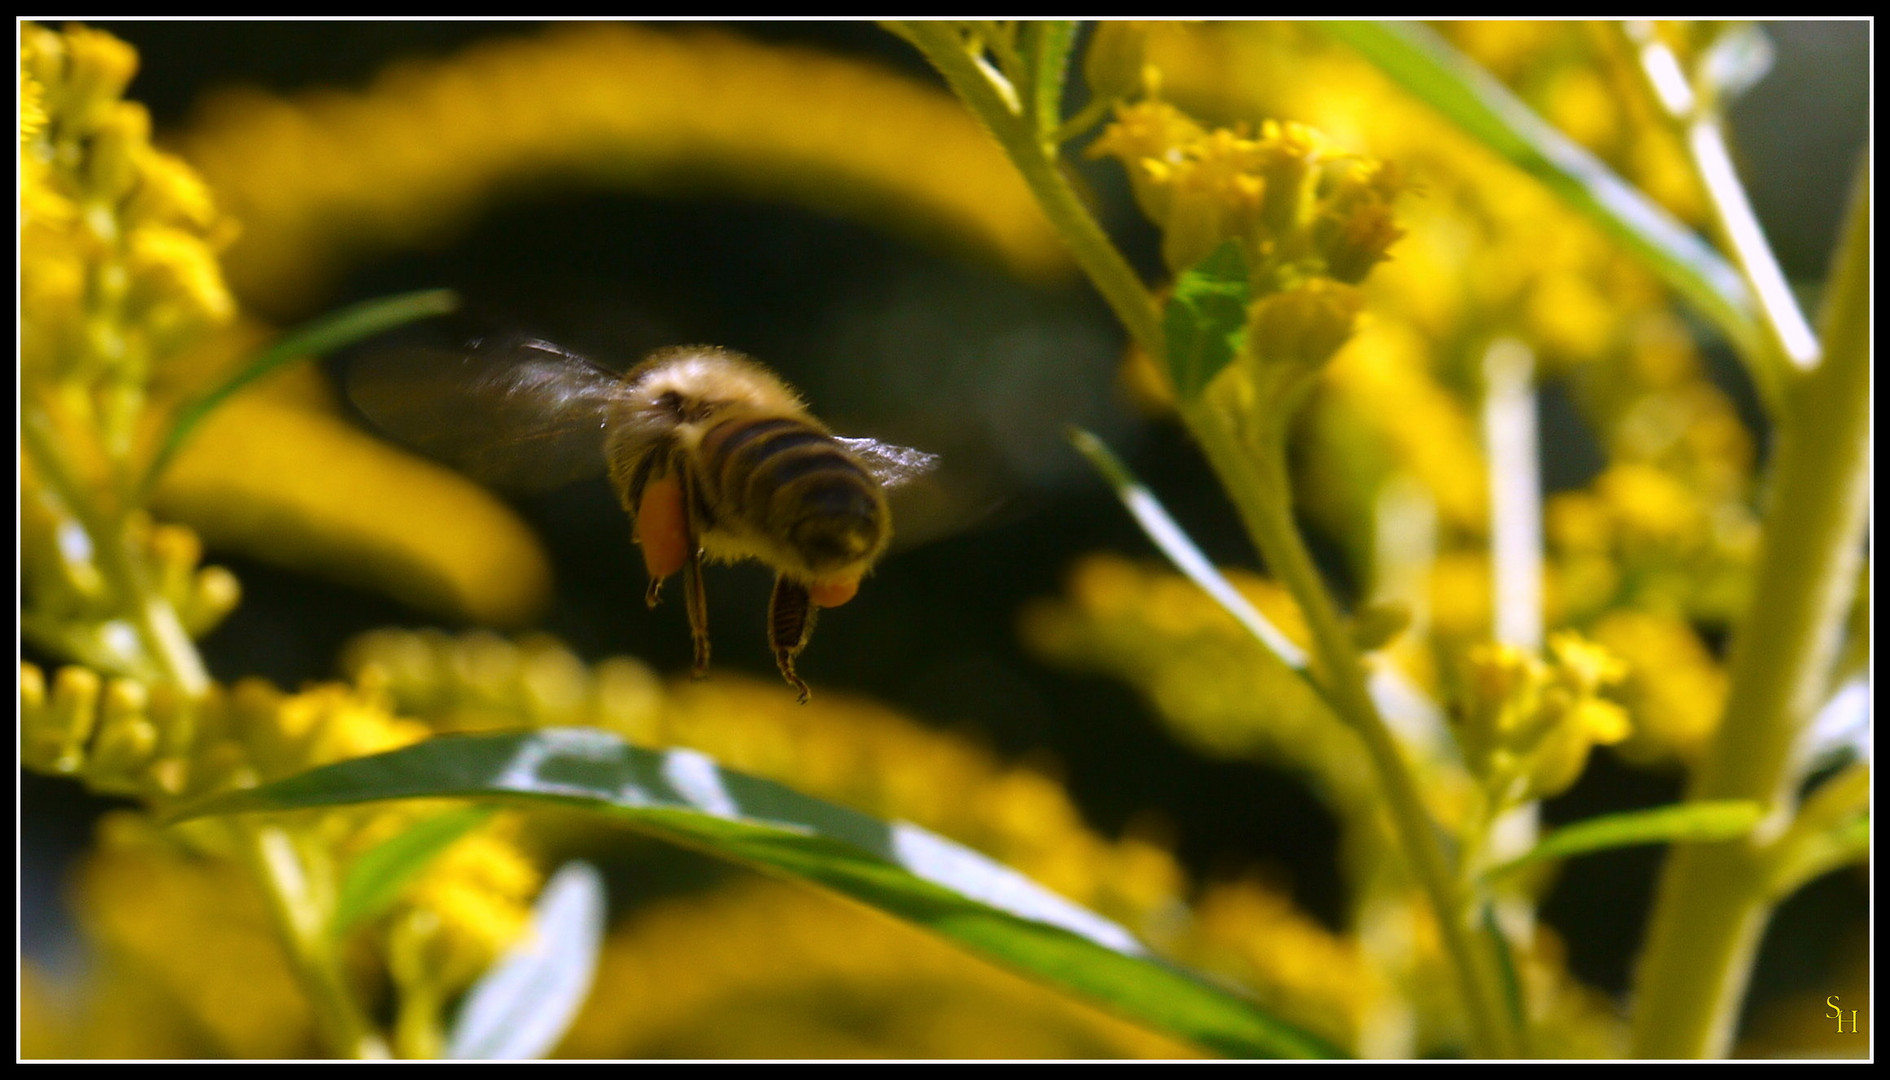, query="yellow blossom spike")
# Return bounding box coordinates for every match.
[151,389,554,627]
[176,23,1070,315]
